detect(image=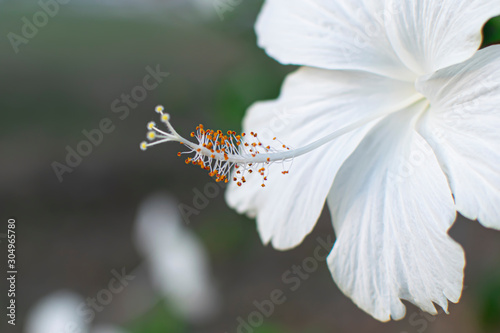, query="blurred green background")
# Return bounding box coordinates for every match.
[1,1,500,333]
